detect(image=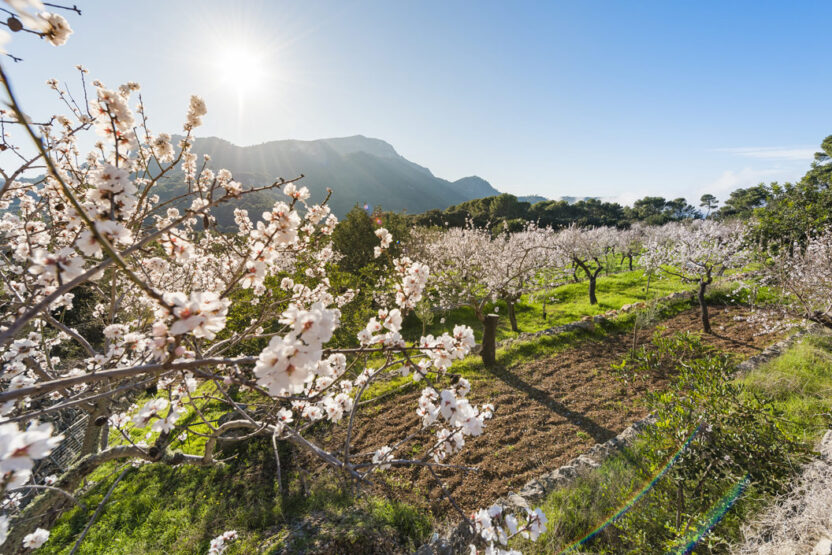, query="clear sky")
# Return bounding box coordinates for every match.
[4,0,831,205]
